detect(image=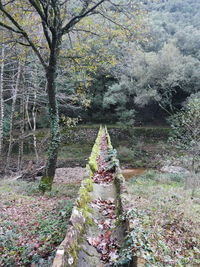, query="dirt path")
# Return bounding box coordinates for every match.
[77,133,123,267]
